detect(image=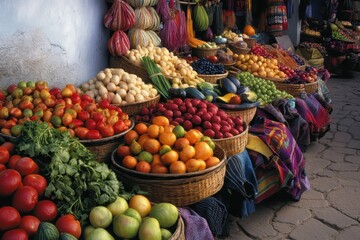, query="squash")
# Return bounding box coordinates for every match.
[59,233,78,240]
[34,222,59,240]
[219,78,237,94]
[185,87,205,100]
[243,25,255,36]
